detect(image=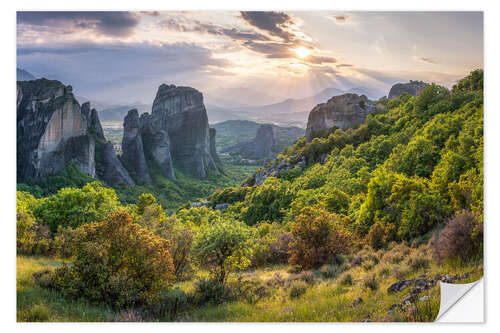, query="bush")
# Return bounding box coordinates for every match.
[289,208,351,270]
[298,271,316,284]
[364,274,378,291]
[252,222,291,267]
[289,280,308,298]
[430,211,483,263]
[339,272,353,286]
[51,211,175,308]
[242,177,294,225]
[193,219,253,284]
[52,226,84,258]
[143,288,188,320]
[193,278,225,305]
[367,221,396,250]
[34,182,120,234]
[407,253,430,272]
[225,276,269,303]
